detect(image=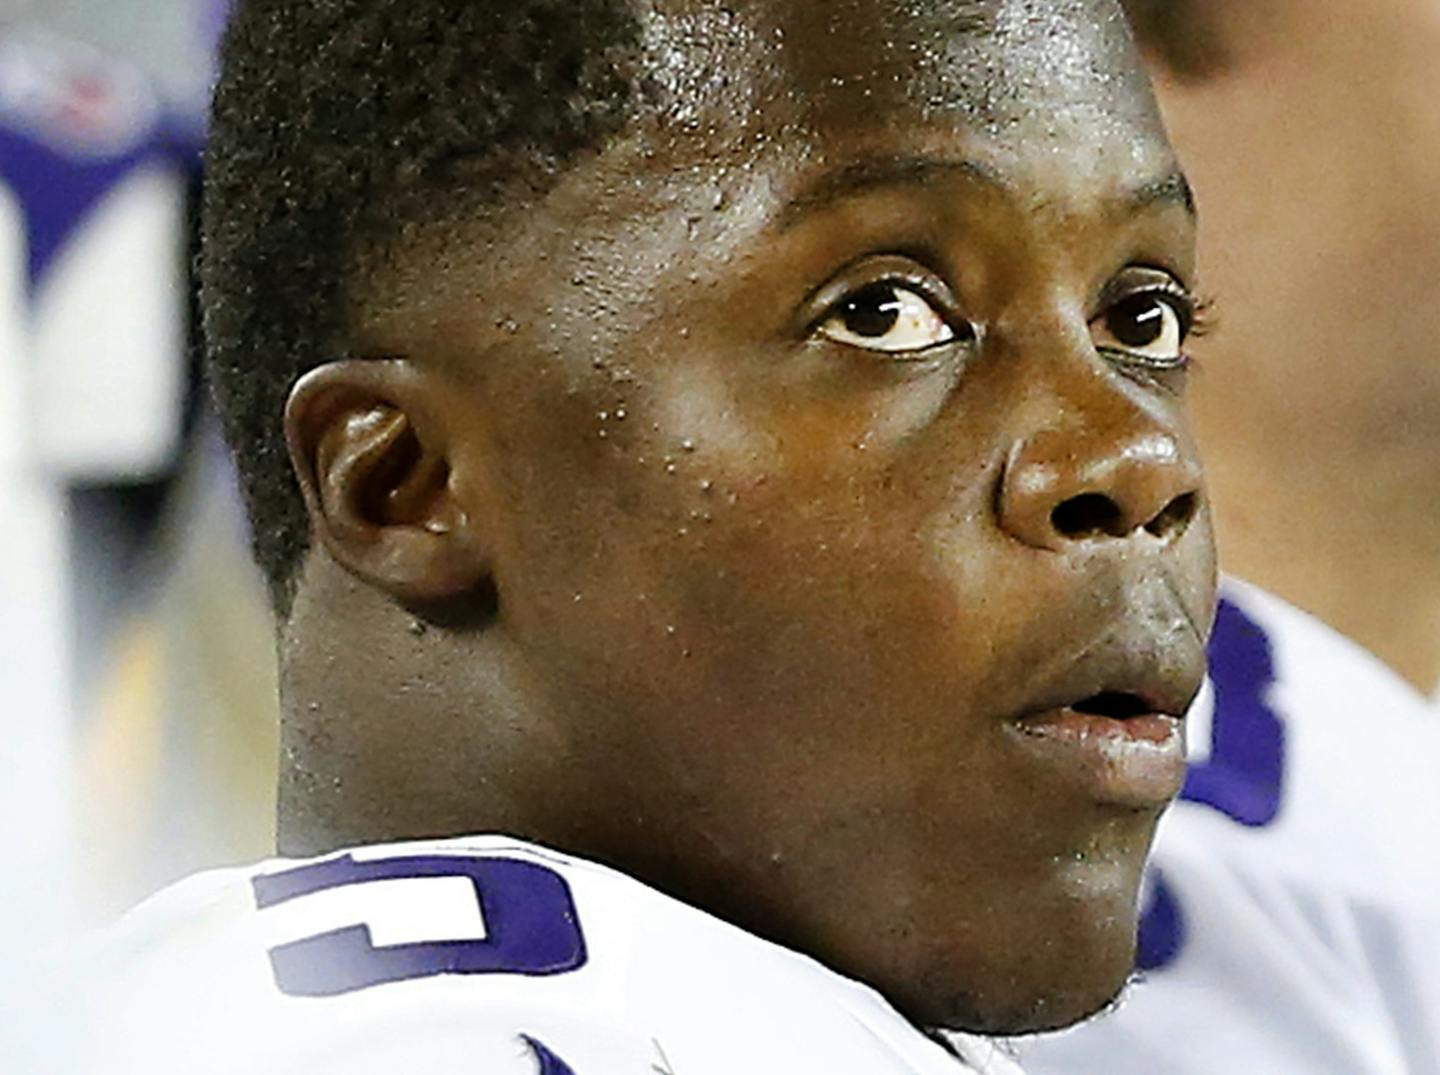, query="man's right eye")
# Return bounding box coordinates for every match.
[816,282,962,355]
[1091,290,1191,366]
